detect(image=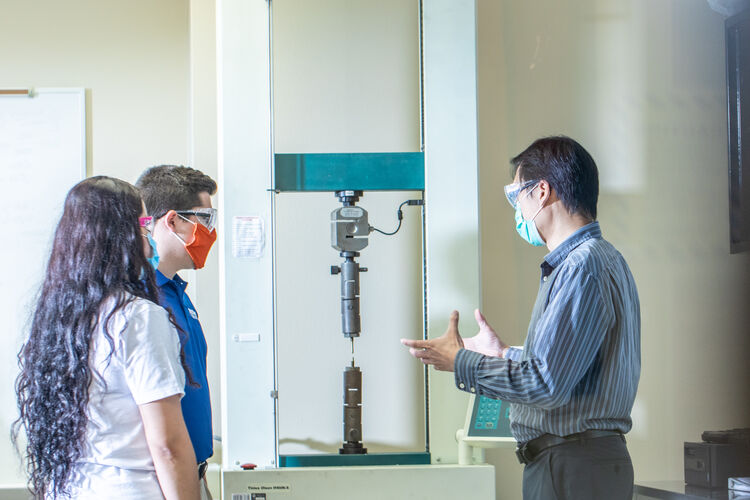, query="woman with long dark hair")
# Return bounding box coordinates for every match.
[13,176,199,499]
